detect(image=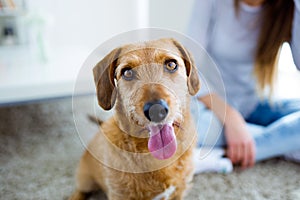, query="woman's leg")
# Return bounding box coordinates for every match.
[190,98,226,148]
[246,99,300,162]
[249,111,300,162]
[246,99,300,125]
[191,98,233,173]
[193,98,300,163]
